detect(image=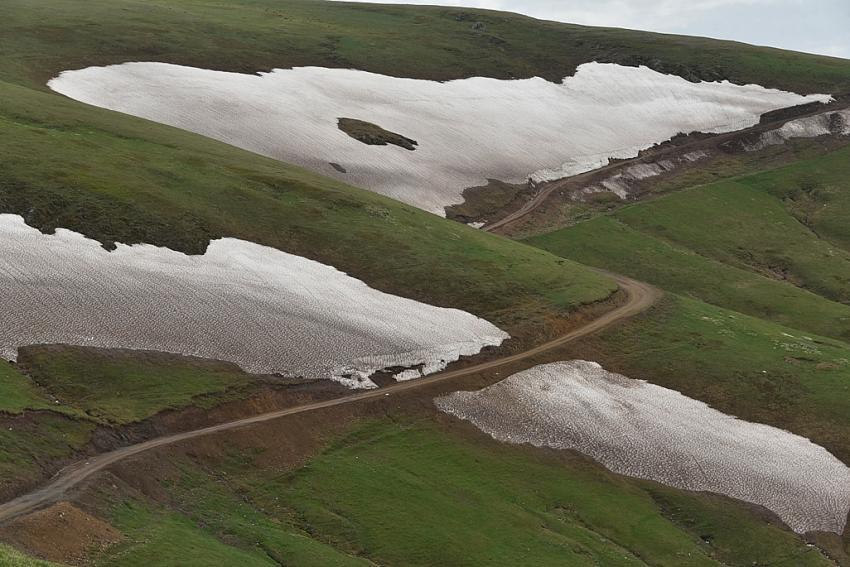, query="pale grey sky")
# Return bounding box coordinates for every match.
[343,0,850,58]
